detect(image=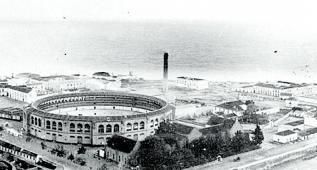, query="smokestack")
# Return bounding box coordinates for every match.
[163,52,168,80]
[163,52,168,93]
